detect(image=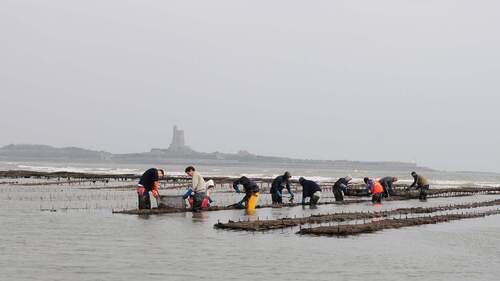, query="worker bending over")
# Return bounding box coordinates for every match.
[299,177,322,206]
[183,179,215,209]
[379,176,398,197]
[333,176,352,201]
[270,171,294,205]
[409,171,430,200]
[137,168,165,209]
[364,177,385,203]
[185,166,207,212]
[233,176,260,215]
